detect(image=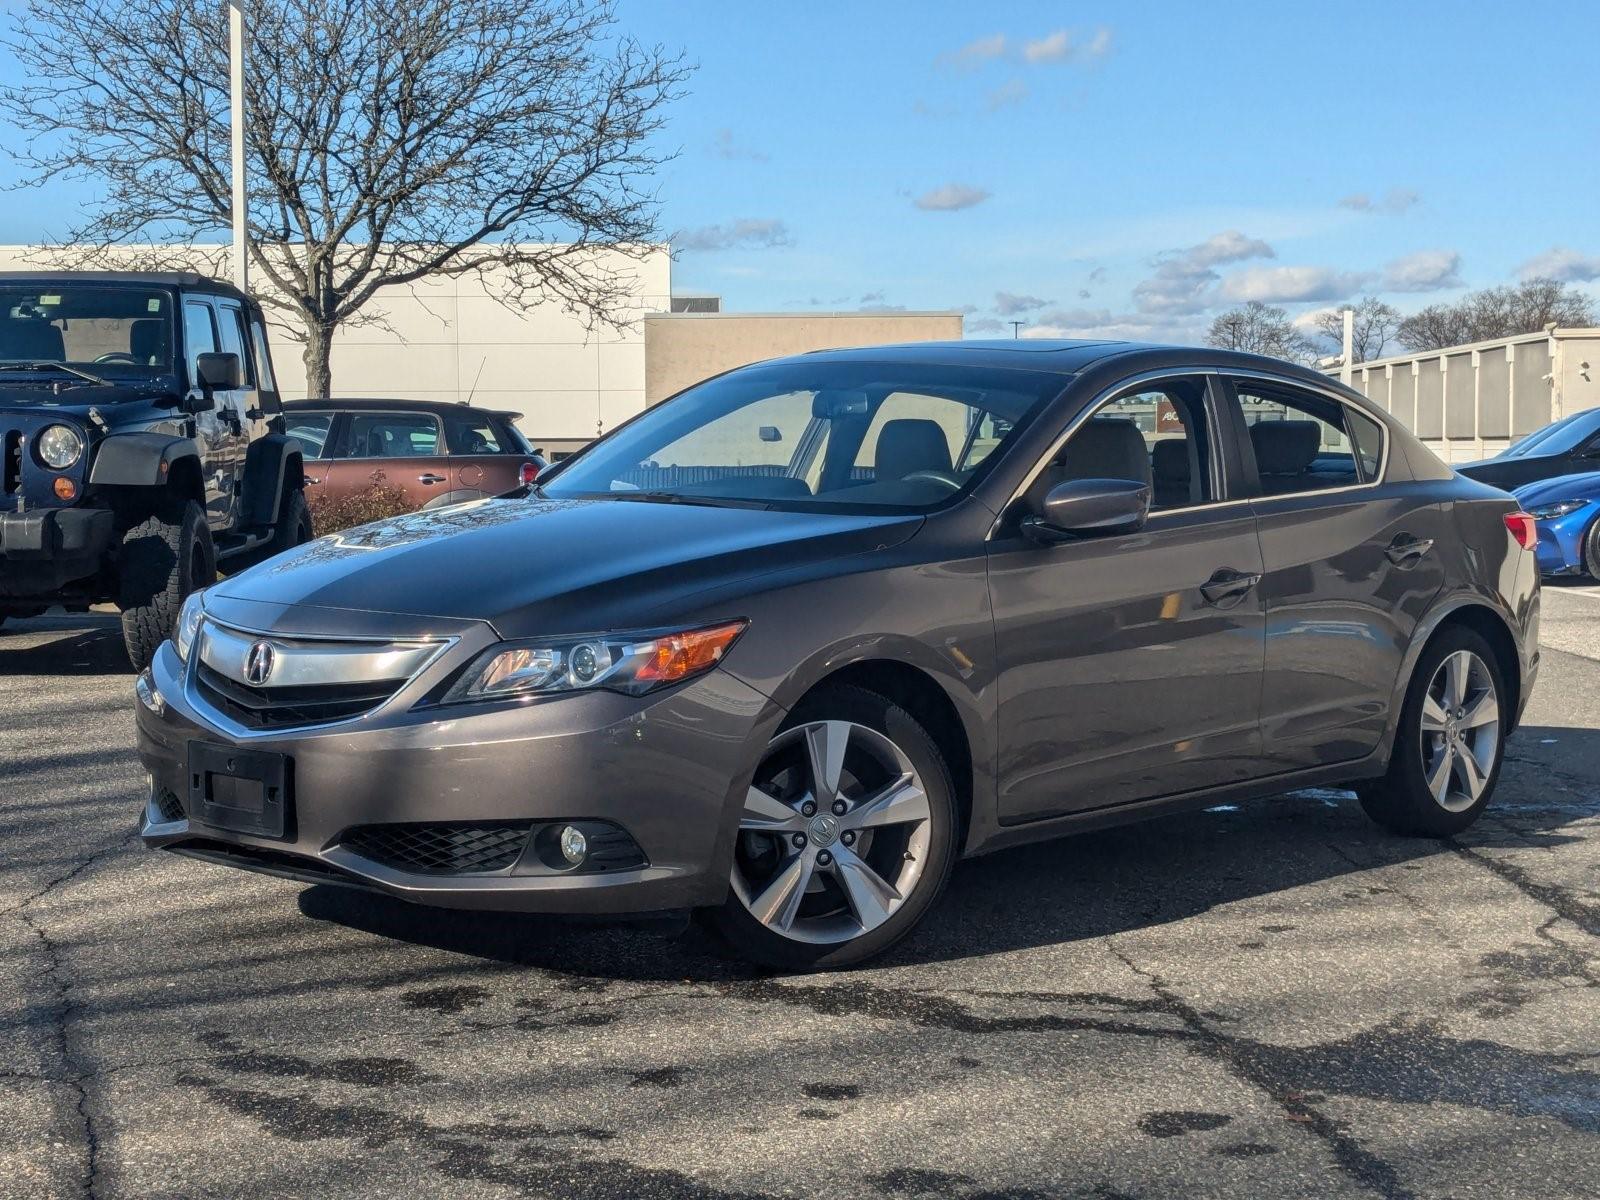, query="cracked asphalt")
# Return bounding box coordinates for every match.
[3,587,1599,1200]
